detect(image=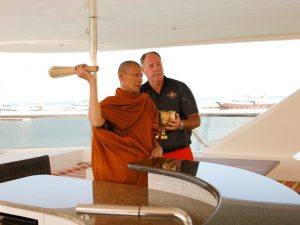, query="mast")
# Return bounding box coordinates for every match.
[88,0,98,83]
